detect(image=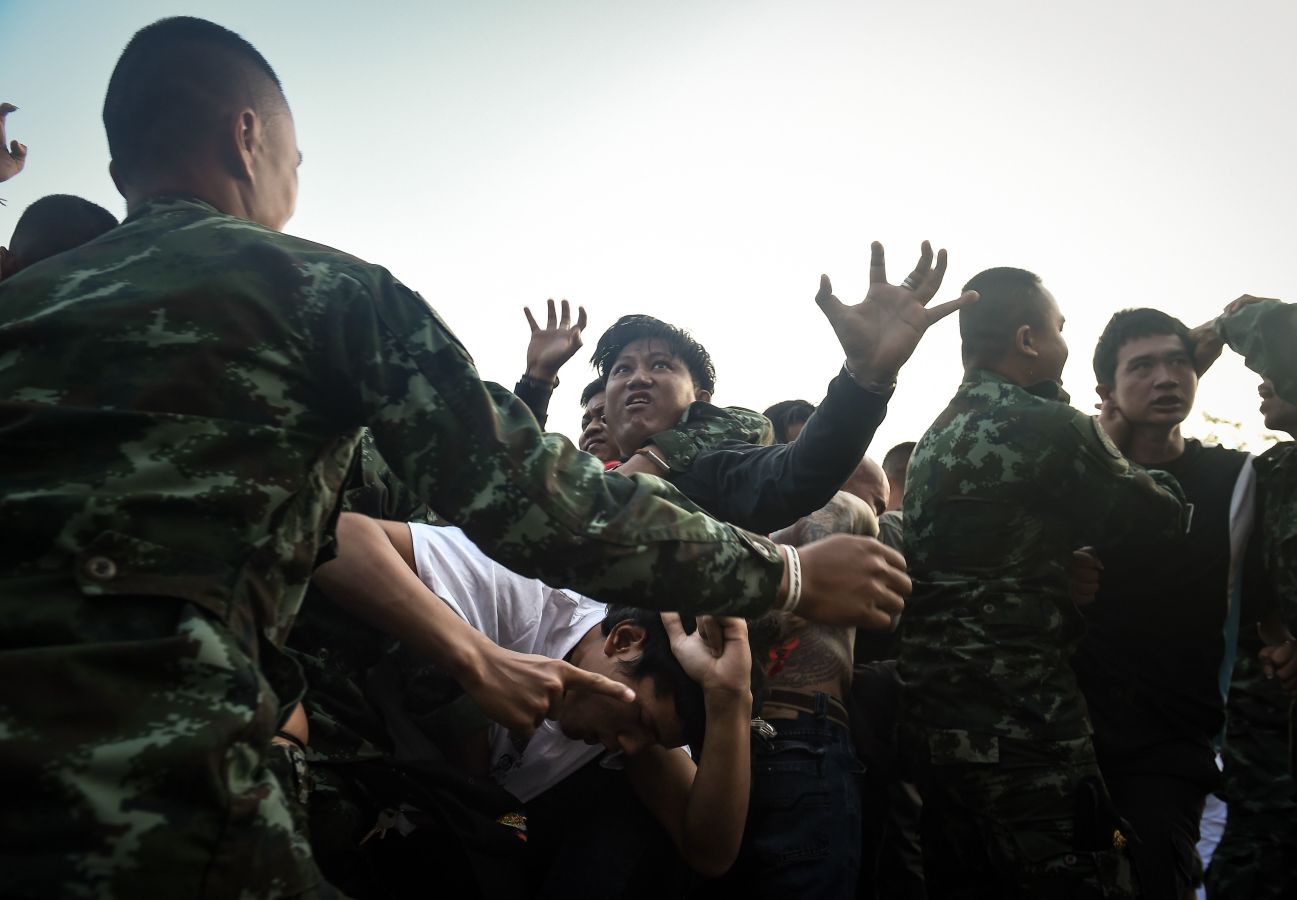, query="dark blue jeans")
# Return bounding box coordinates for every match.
[715,694,864,898]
